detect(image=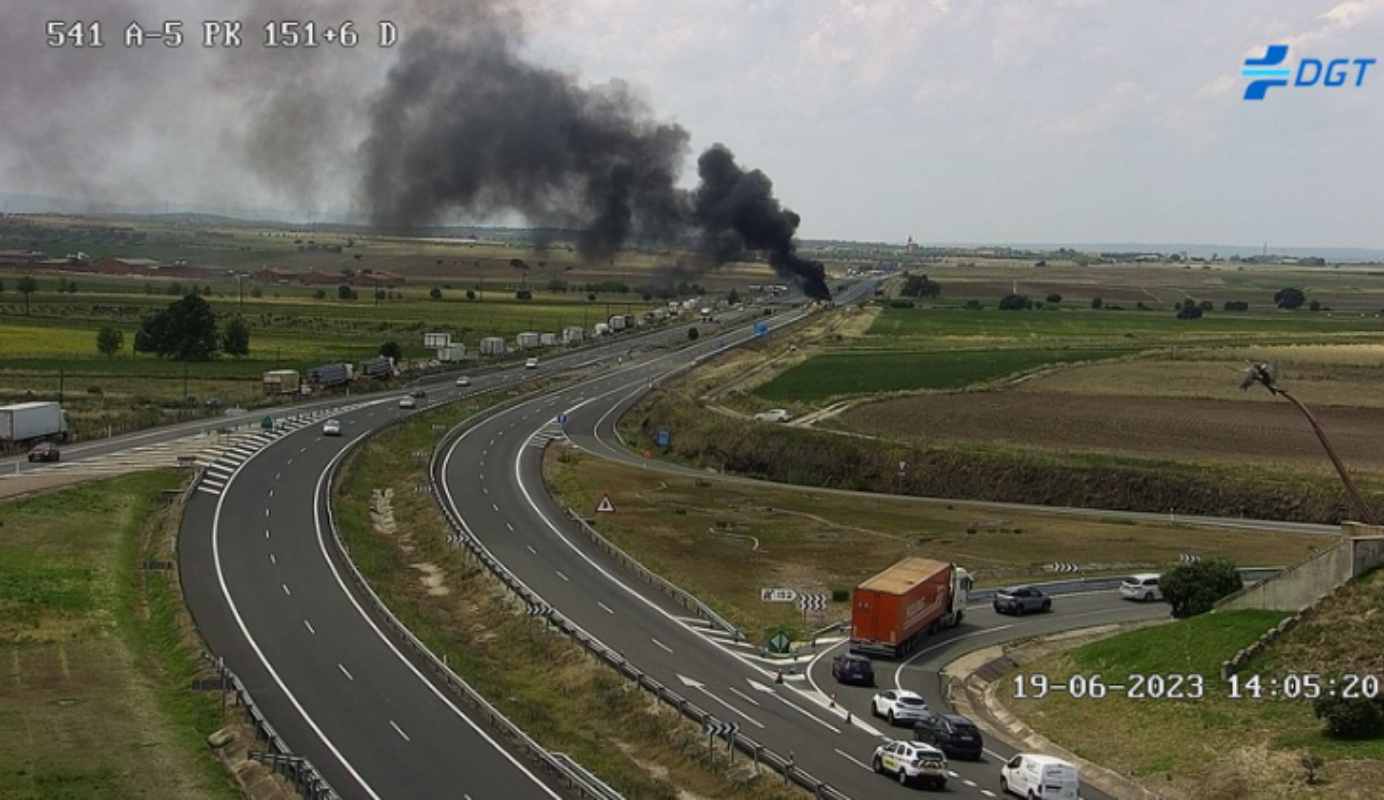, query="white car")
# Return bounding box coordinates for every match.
[398,396,417,409]
[1001,753,1079,800]
[321,419,342,436]
[753,408,792,423]
[872,689,929,726]
[525,357,539,369]
[1120,573,1163,602]
[872,740,948,789]
[455,375,471,387]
